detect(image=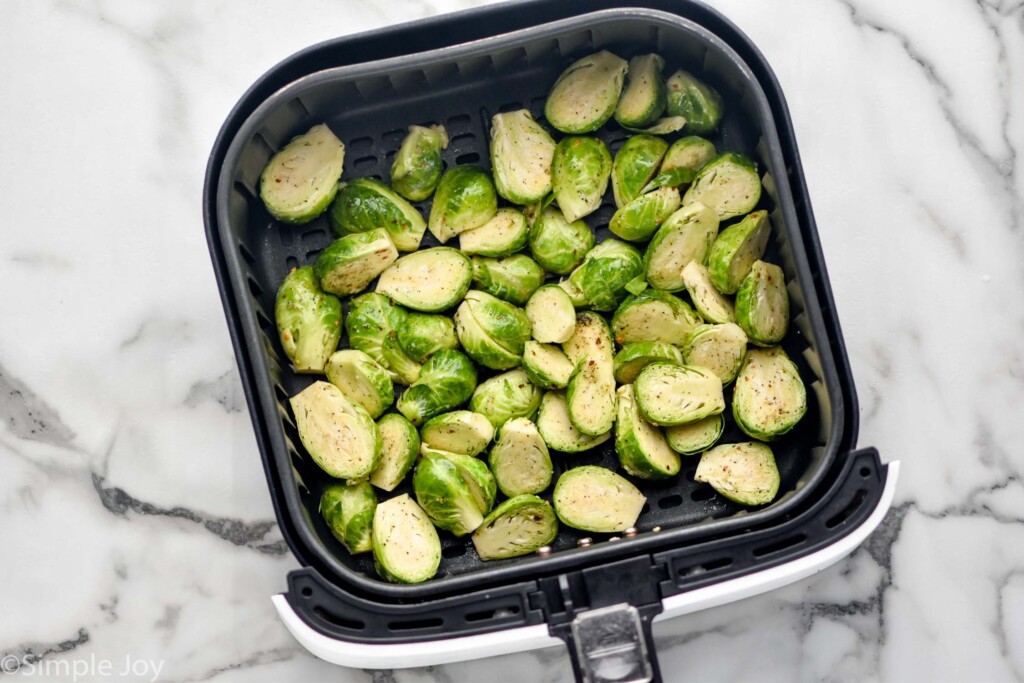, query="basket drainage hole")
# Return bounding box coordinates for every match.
[825,489,869,529]
[658,494,683,510]
[388,617,443,632]
[860,467,872,478]
[752,533,807,558]
[466,605,520,622]
[455,152,480,164]
[300,586,313,598]
[313,607,365,631]
[442,544,467,559]
[677,556,732,578]
[690,487,715,502]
